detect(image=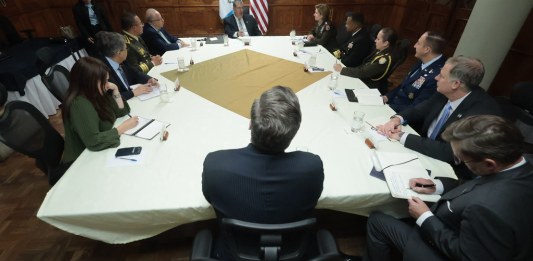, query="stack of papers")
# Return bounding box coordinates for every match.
[131,84,160,101]
[377,151,440,202]
[346,89,383,105]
